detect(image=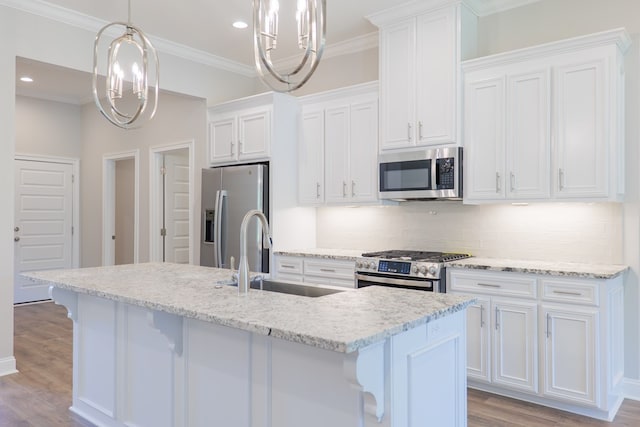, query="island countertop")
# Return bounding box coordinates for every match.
[24,262,475,354]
